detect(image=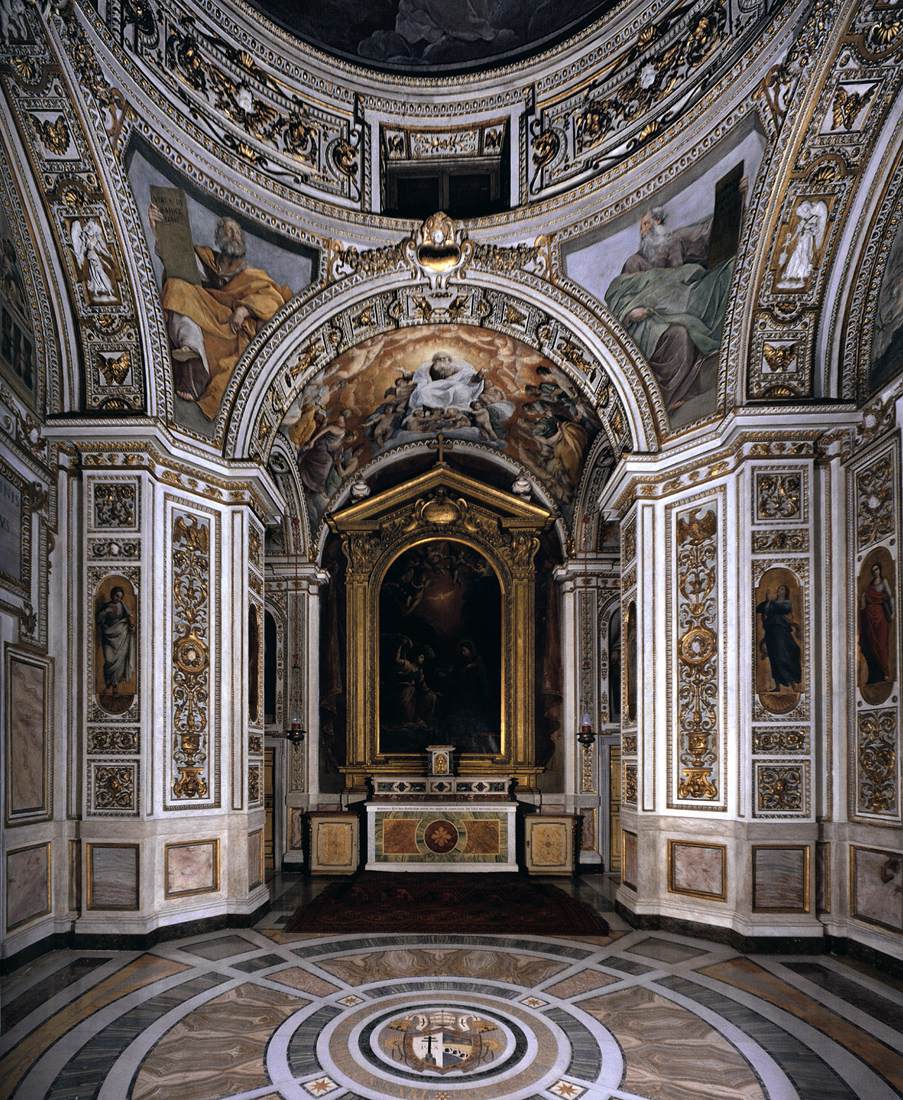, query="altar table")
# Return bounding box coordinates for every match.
[365,801,518,872]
